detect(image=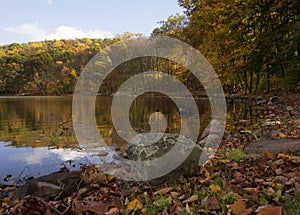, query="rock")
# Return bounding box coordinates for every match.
[265,120,281,126]
[269,96,280,104]
[286,106,294,111]
[126,133,203,181]
[262,130,280,139]
[126,133,182,161]
[13,171,81,200]
[256,95,264,101]
[257,100,267,106]
[98,151,109,157]
[245,139,300,156]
